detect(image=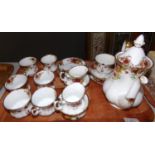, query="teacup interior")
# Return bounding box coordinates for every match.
[95,54,115,65]
[62,83,85,103]
[34,70,54,85]
[69,66,88,78]
[5,74,27,90]
[41,54,57,64]
[19,57,36,67]
[60,57,86,71]
[4,89,31,110]
[32,87,56,107]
